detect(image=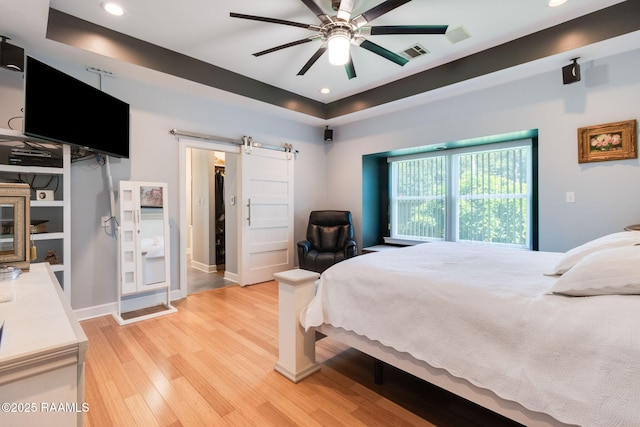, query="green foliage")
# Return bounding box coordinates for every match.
[392,146,530,246]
